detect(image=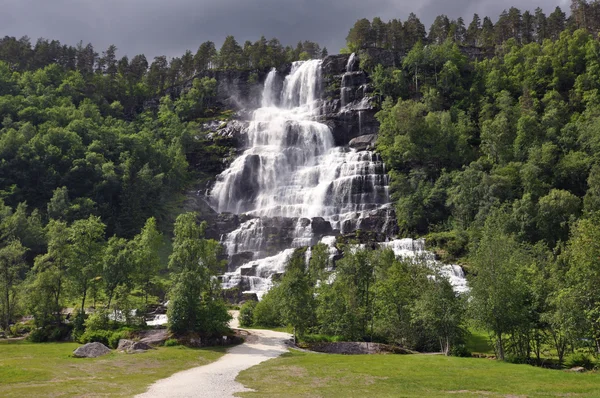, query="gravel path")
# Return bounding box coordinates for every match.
[136,311,292,398]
